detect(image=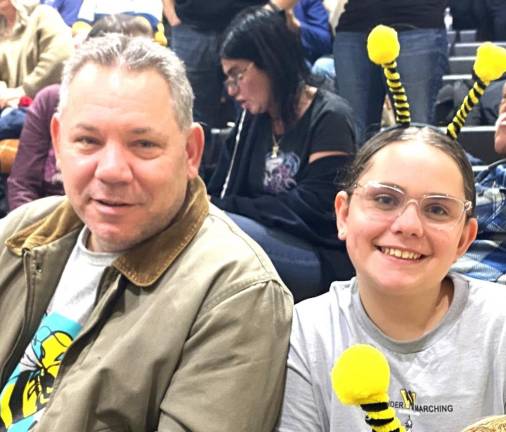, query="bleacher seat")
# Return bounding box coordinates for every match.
[447,29,477,44]
[453,42,506,56]
[449,56,475,74]
[458,126,500,164]
[458,29,478,43]
[442,74,472,86]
